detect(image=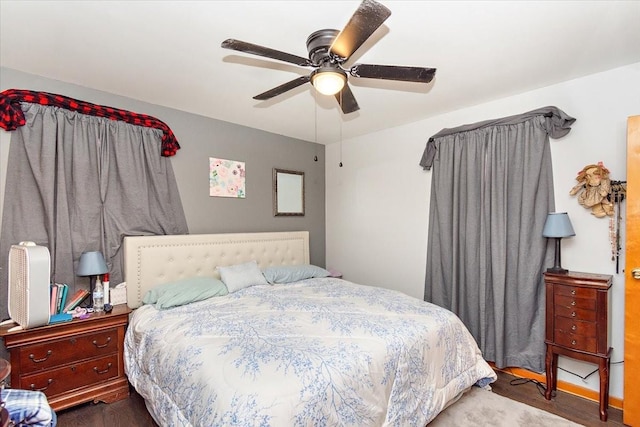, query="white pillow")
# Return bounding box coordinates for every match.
[217,260,269,293]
